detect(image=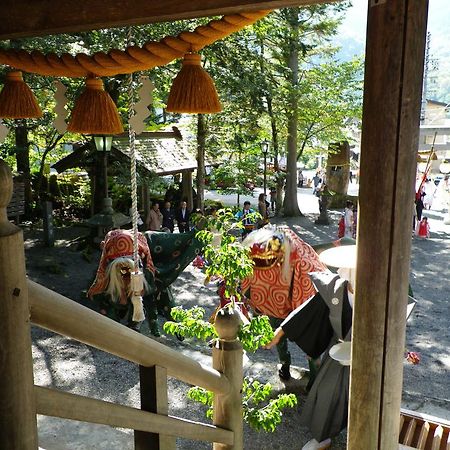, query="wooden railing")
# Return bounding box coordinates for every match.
[0,159,243,450]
